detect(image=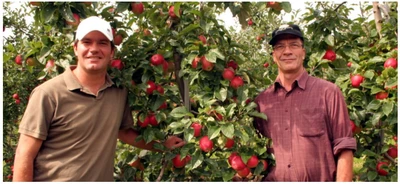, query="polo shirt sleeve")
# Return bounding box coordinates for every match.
[328,86,357,156]
[120,99,134,130]
[18,87,55,140]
